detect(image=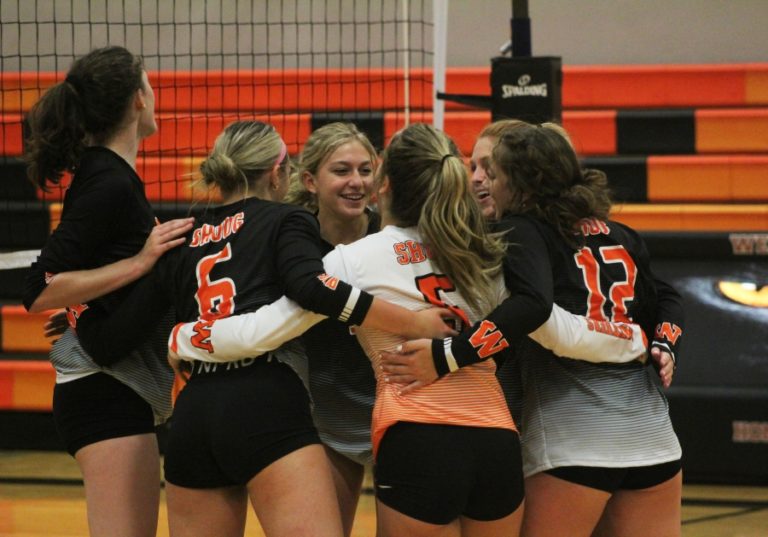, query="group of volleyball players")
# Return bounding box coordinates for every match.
[24,45,684,537]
